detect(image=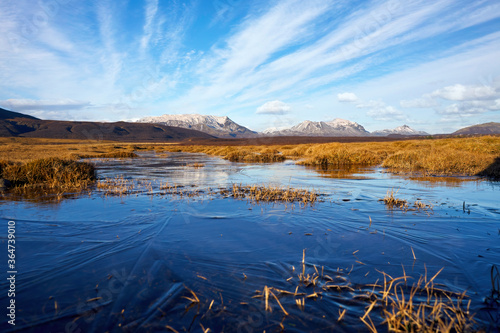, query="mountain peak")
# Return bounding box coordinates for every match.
[137,114,257,138]
[372,125,428,136]
[265,118,369,137]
